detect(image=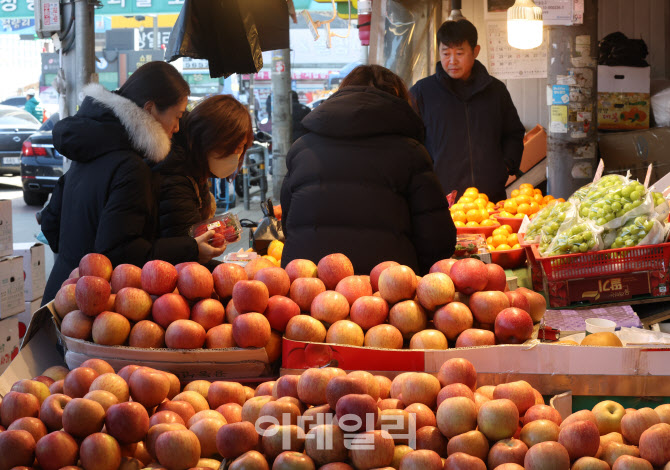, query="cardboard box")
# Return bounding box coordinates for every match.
[37,303,272,382]
[0,256,25,320]
[16,298,40,341]
[506,125,547,186]
[13,243,45,301]
[0,316,19,376]
[282,338,670,397]
[0,200,12,258]
[599,127,670,185]
[598,66,651,130]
